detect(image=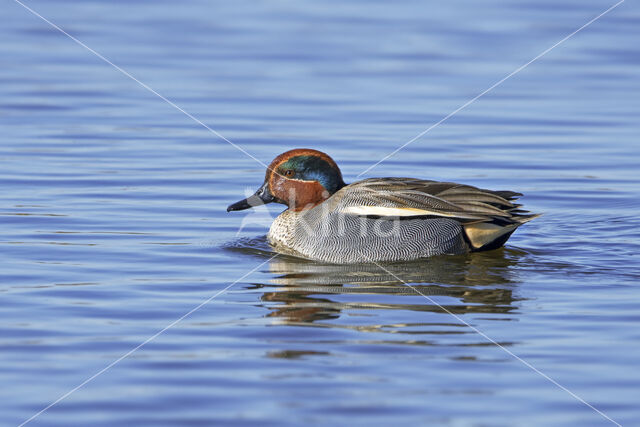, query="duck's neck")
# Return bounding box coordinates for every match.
[286,180,333,212]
